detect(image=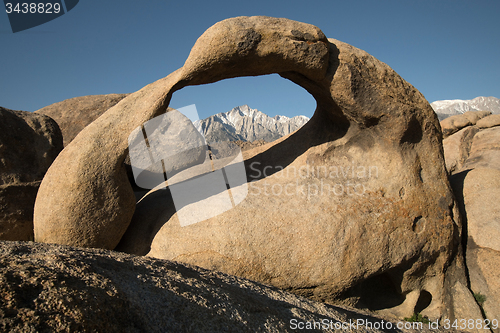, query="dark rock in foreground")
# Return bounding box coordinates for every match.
[0,241,438,333]
[0,107,63,241]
